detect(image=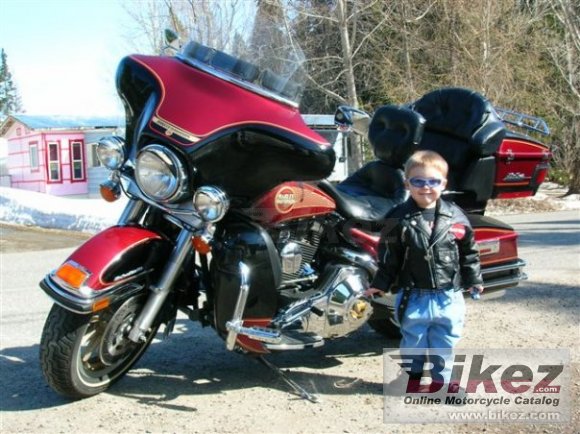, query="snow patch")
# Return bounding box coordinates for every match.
[0,187,128,233]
